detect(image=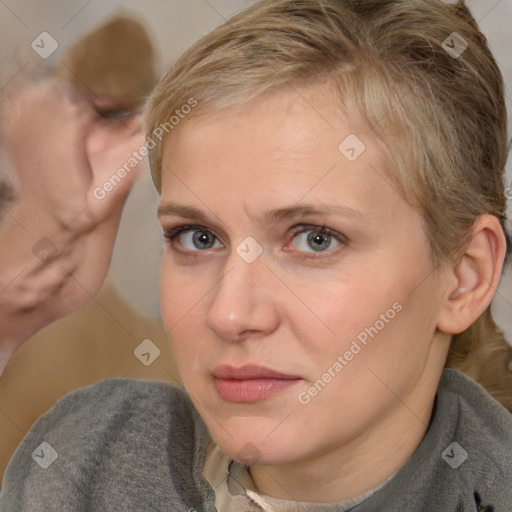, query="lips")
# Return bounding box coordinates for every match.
[212,365,301,380]
[212,365,302,403]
